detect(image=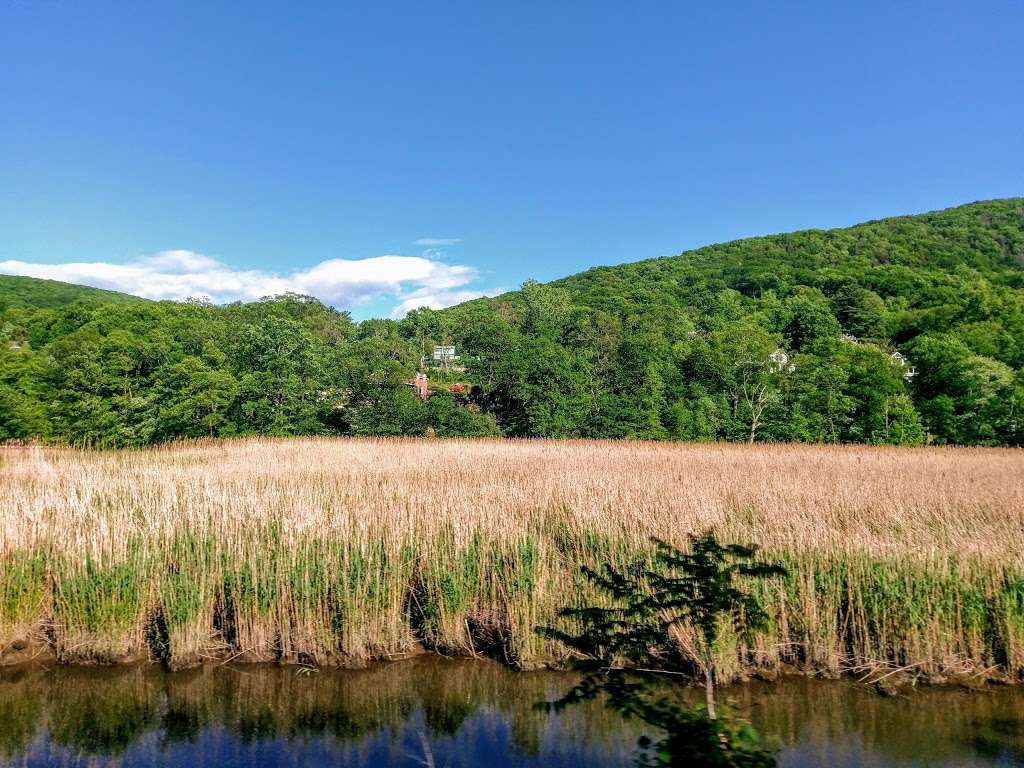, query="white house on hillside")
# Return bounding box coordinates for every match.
[889,351,917,381]
[768,348,795,373]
